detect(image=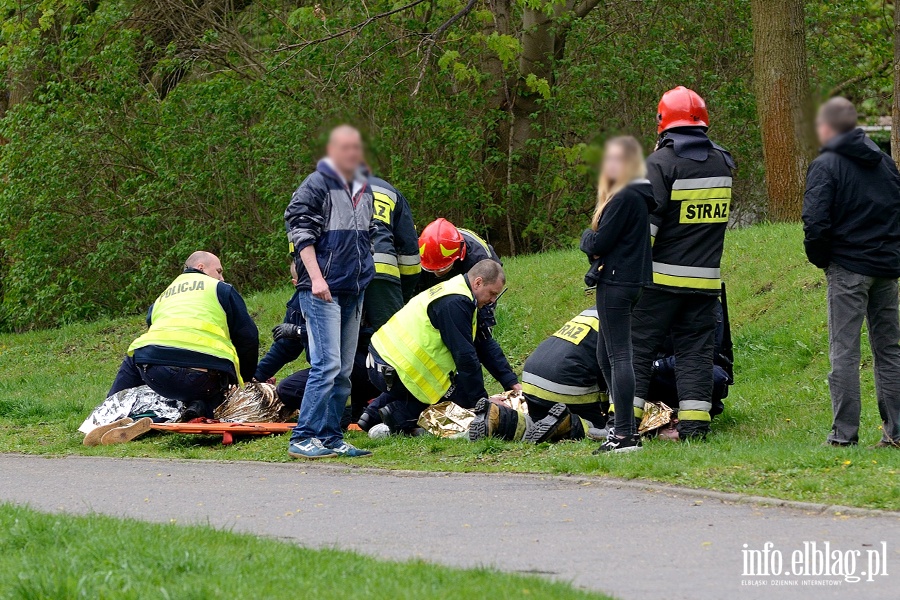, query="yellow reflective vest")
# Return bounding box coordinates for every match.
[127,273,242,384]
[371,274,476,404]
